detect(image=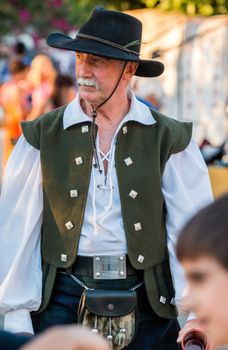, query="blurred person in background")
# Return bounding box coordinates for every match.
[26,54,57,120]
[0,125,3,191]
[0,41,32,84]
[13,41,32,67]
[0,42,11,84]
[176,195,228,349]
[0,57,30,165]
[131,79,161,110]
[52,74,77,108]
